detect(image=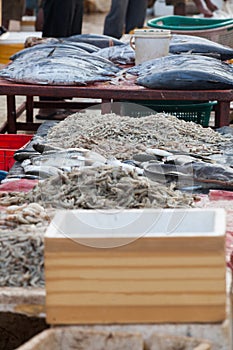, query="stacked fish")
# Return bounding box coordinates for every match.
[93,44,135,65]
[128,53,233,90]
[127,34,233,90]
[0,35,123,85]
[169,34,233,61]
